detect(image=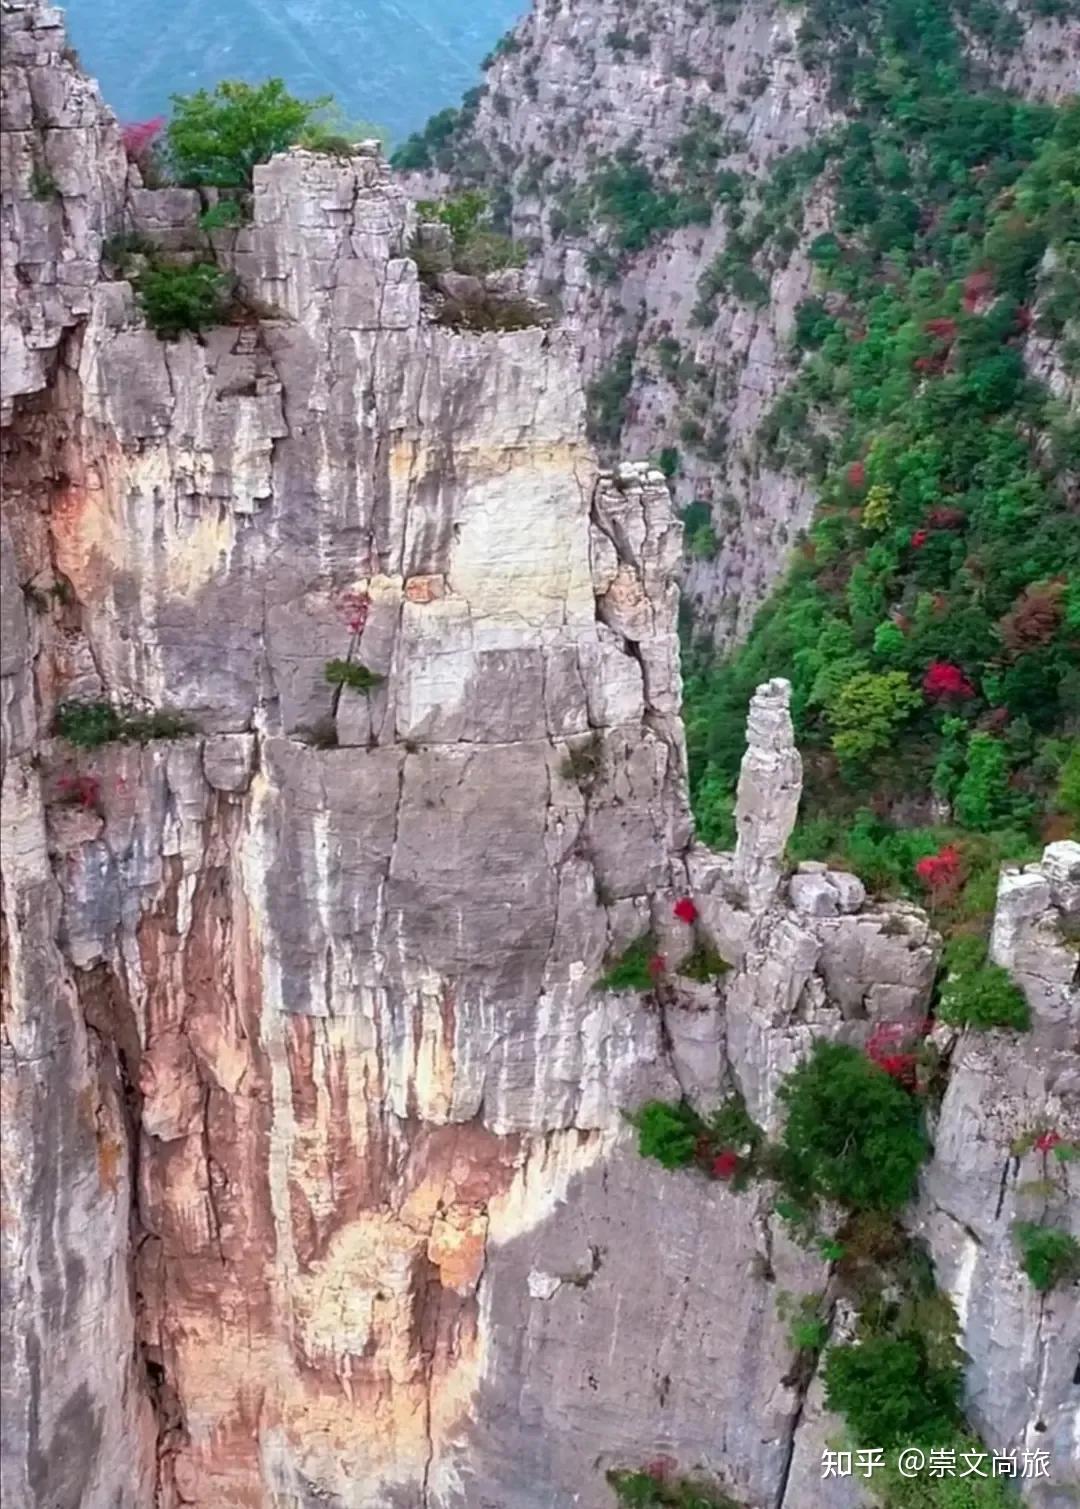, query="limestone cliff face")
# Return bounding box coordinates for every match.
[418,0,1080,646]
[1,7,1078,1509]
